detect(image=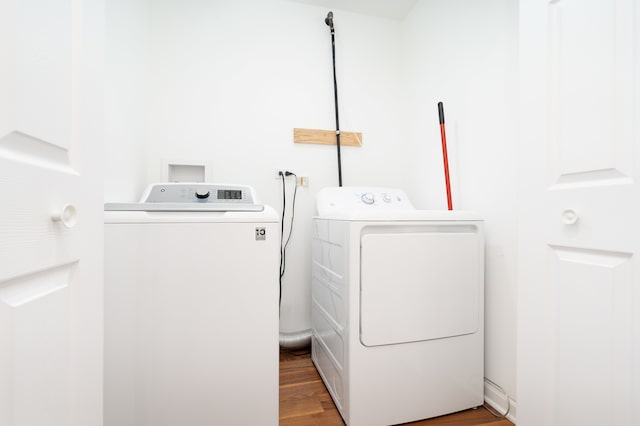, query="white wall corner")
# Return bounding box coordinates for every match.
[484,380,517,424]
